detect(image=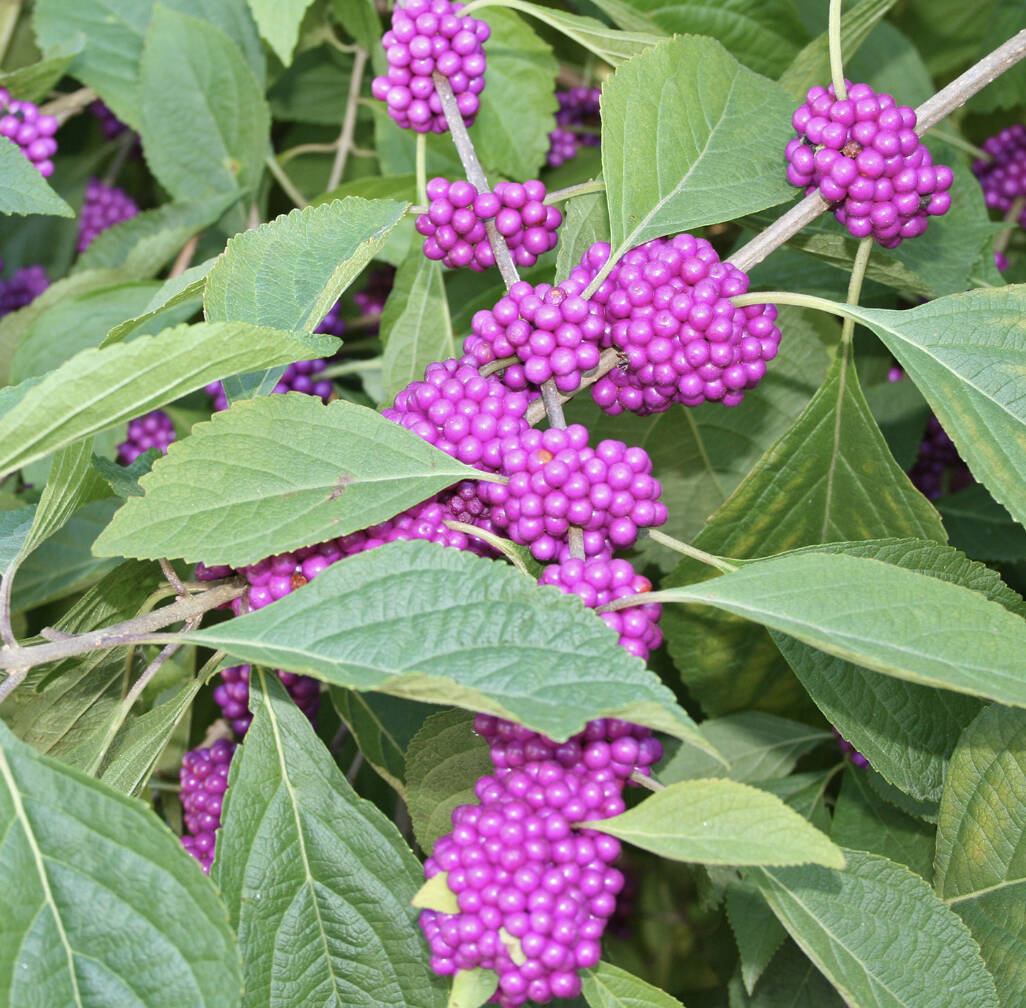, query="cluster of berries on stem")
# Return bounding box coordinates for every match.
[547,87,601,168]
[77,178,139,253]
[0,262,48,318]
[0,88,58,177]
[972,123,1026,227]
[117,409,176,464]
[179,739,234,873]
